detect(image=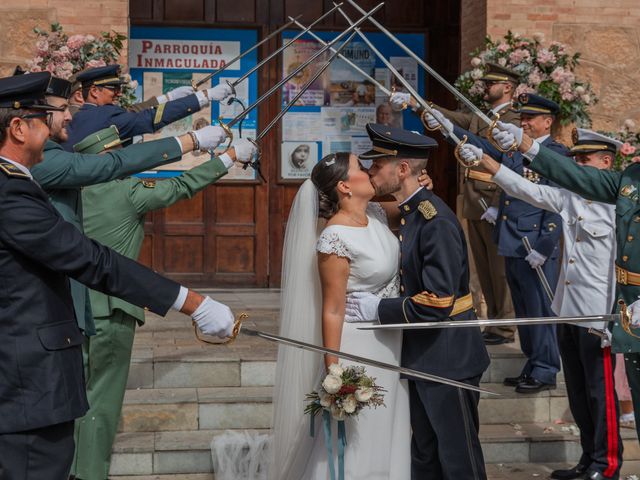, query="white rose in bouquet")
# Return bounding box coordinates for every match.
[328,364,344,377]
[319,390,333,408]
[343,394,357,414]
[355,388,373,402]
[322,374,343,394]
[331,404,346,421]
